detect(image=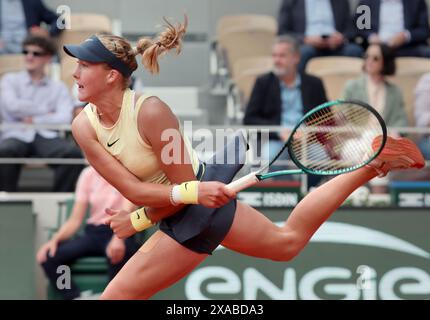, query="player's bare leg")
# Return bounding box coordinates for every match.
[222,137,424,261]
